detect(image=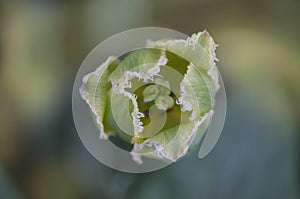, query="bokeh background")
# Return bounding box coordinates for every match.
[0,0,299,198]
